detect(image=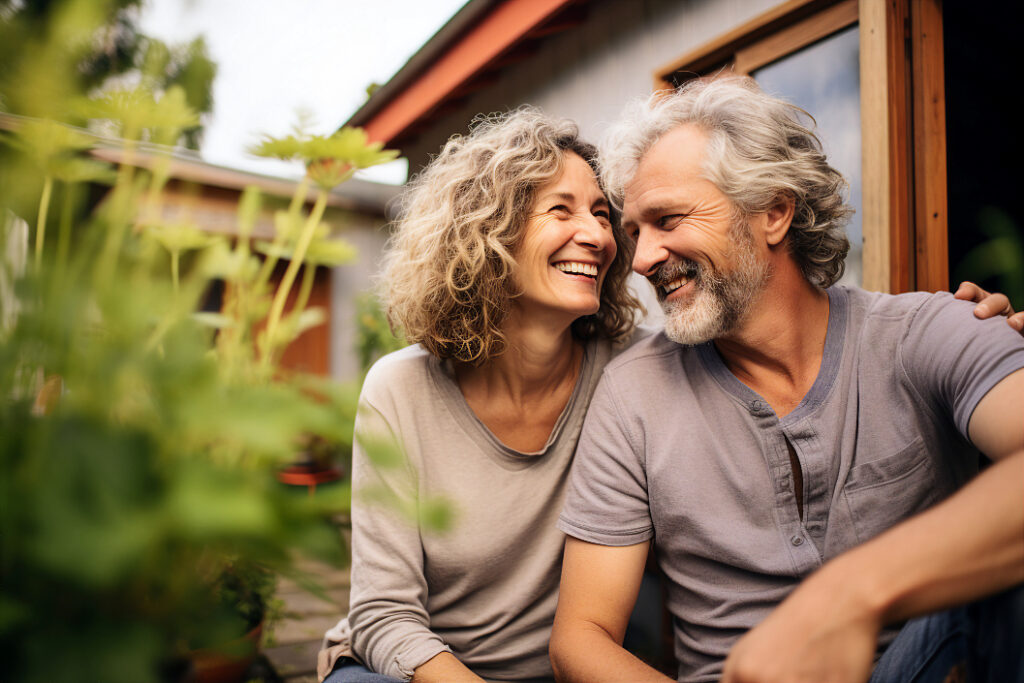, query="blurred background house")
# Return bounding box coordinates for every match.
[0,109,401,382]
[345,0,1022,307]
[87,147,402,381]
